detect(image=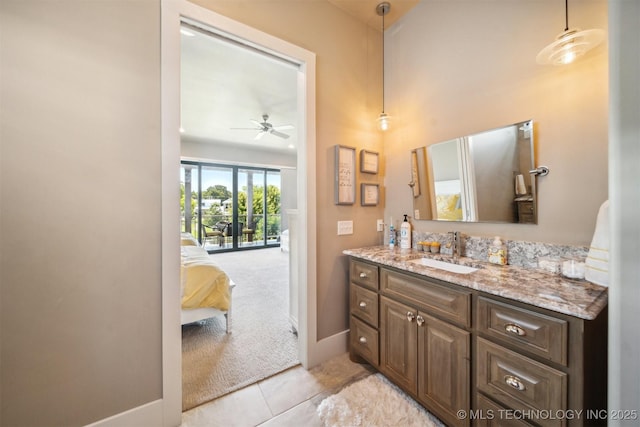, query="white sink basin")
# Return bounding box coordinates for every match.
[409,258,479,275]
